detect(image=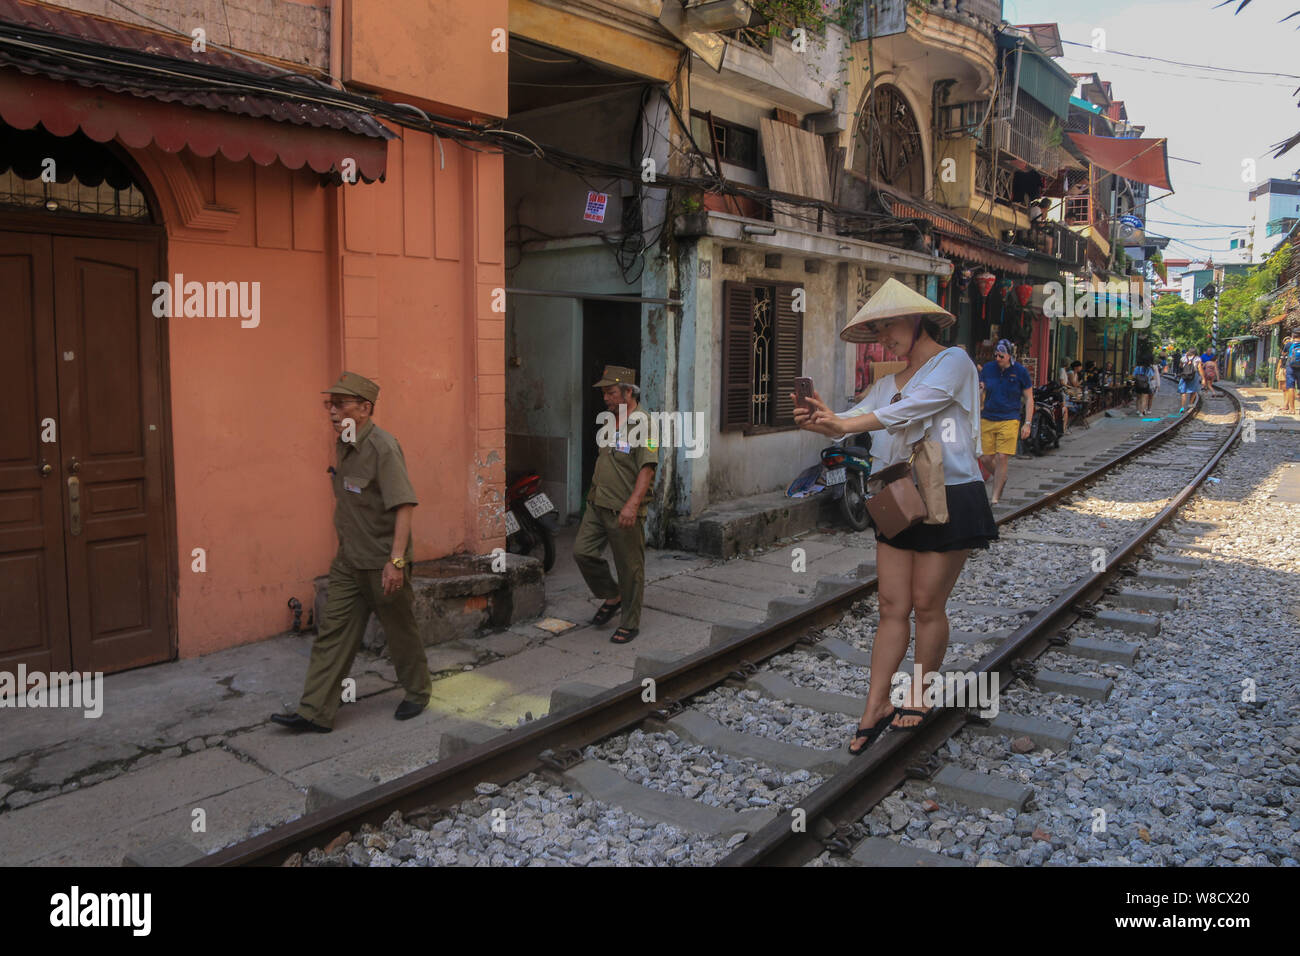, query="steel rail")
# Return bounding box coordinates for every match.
[722,386,1241,866]
[201,393,1209,866]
